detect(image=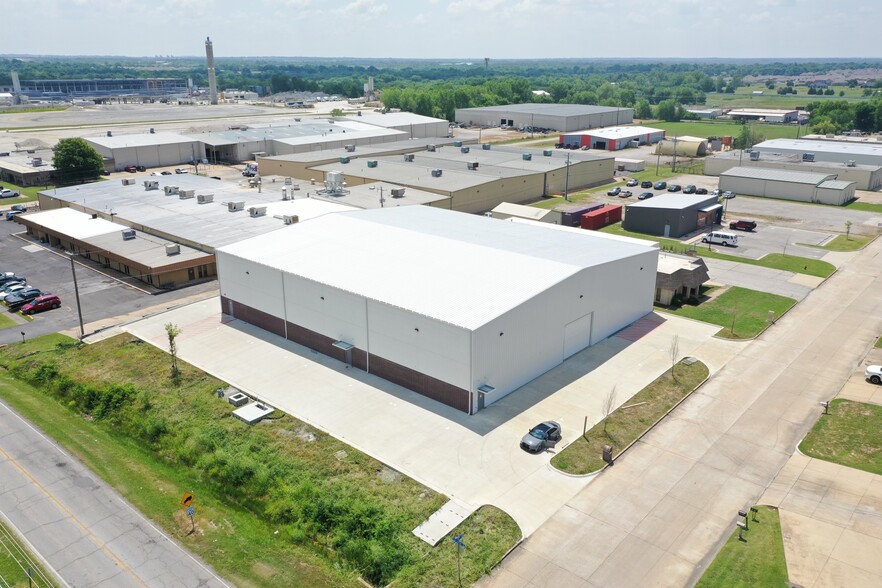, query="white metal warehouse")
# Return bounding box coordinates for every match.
[719,167,856,205]
[752,138,882,167]
[216,206,658,414]
[455,104,634,132]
